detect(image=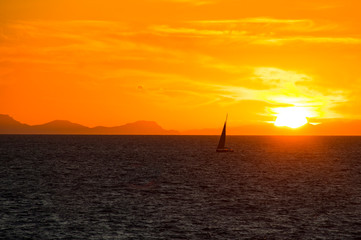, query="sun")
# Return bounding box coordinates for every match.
[274,107,309,128]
